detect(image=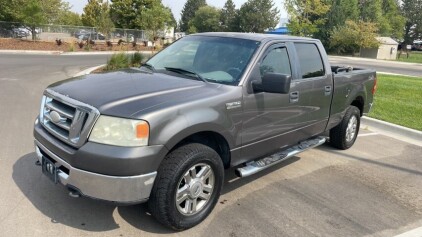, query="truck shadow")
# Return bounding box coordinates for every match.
[12,153,175,234]
[13,152,300,234]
